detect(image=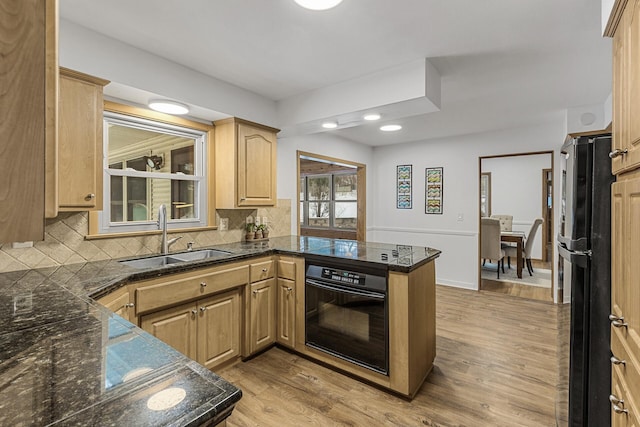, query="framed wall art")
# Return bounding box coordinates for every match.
[425,167,443,214]
[396,165,412,209]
